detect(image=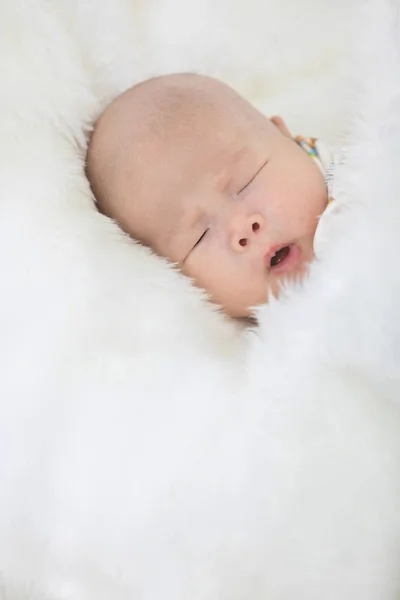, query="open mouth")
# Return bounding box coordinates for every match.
[270,246,291,268]
[268,244,301,274]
